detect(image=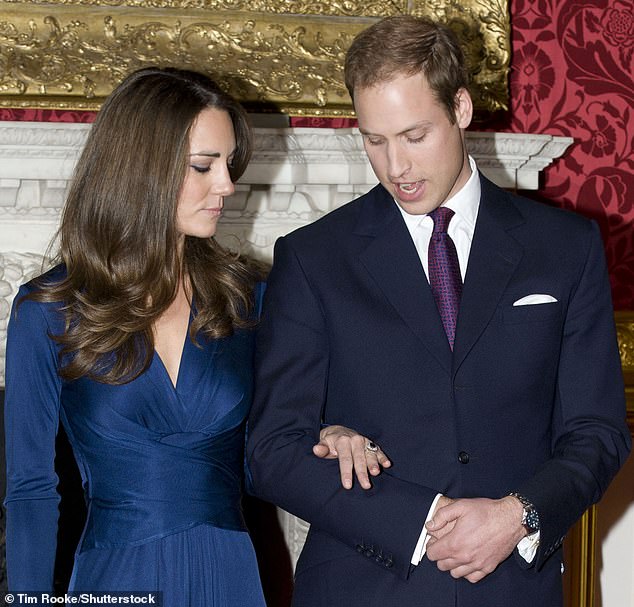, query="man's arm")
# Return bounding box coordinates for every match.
[424,221,630,581]
[518,220,630,564]
[247,235,439,580]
